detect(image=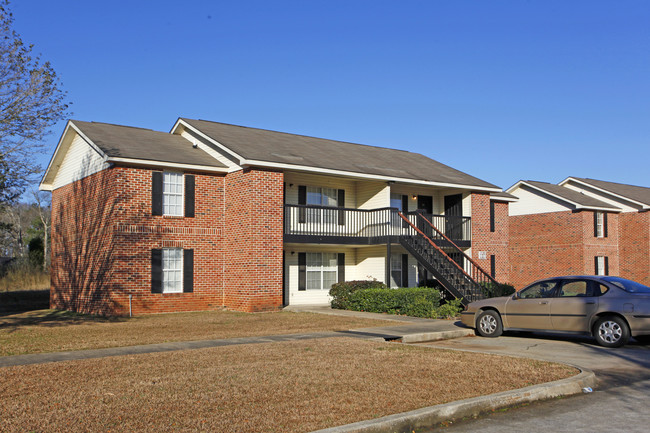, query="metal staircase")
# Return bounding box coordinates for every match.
[398,212,498,306]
